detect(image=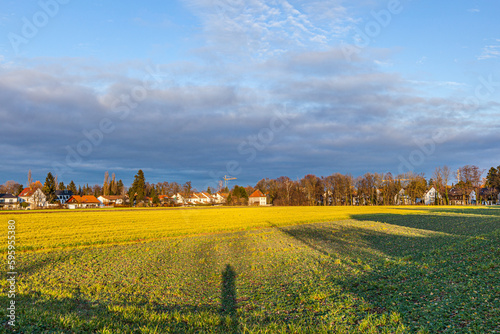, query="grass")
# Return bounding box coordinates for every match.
[1,206,499,333]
